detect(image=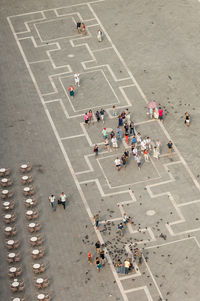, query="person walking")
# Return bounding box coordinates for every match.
[167,140,173,160]
[94,214,99,229]
[93,145,99,156]
[74,73,80,87]
[48,194,56,211]
[121,155,126,169]
[156,139,161,154]
[97,29,103,42]
[59,192,67,210]
[118,115,123,127]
